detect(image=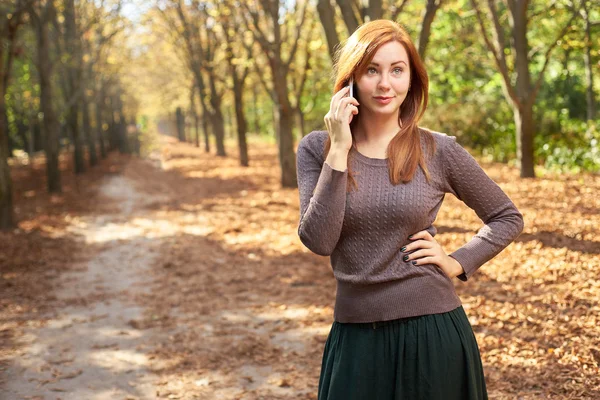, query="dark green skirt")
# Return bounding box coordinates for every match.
[318,305,488,400]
